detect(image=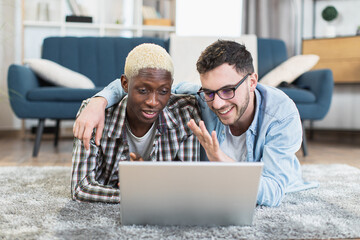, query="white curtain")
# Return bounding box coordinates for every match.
[0,0,15,73]
[242,0,300,56]
[0,0,19,129]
